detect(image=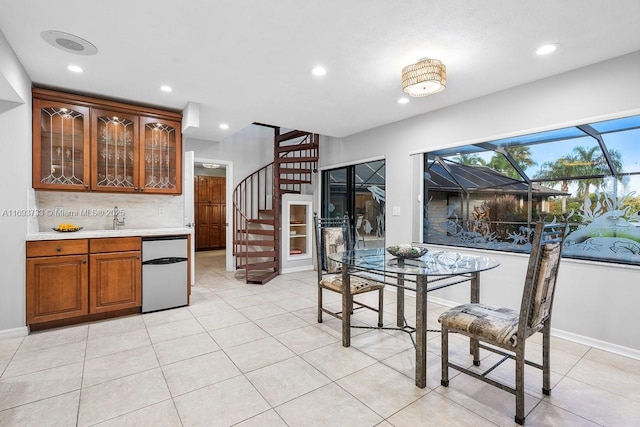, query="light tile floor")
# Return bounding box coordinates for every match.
[1,250,639,426]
